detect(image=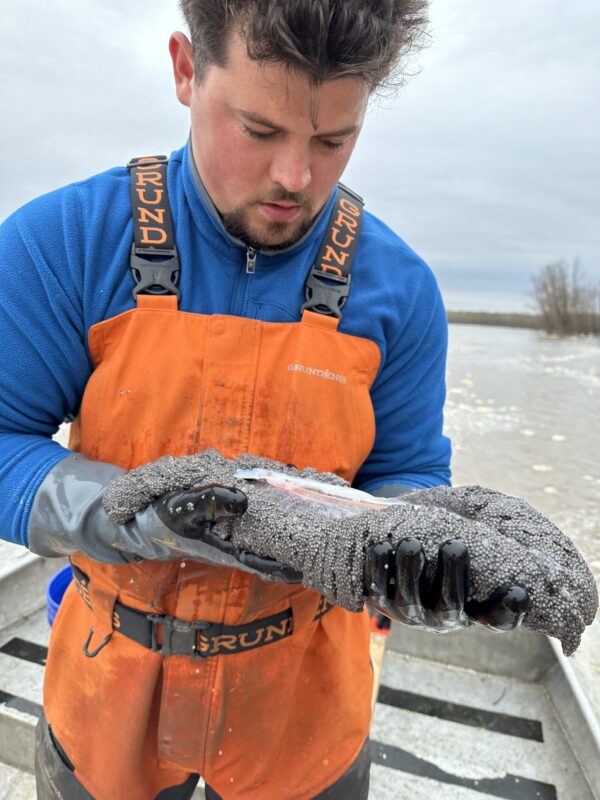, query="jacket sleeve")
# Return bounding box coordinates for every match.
[353,263,452,493]
[0,187,92,546]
